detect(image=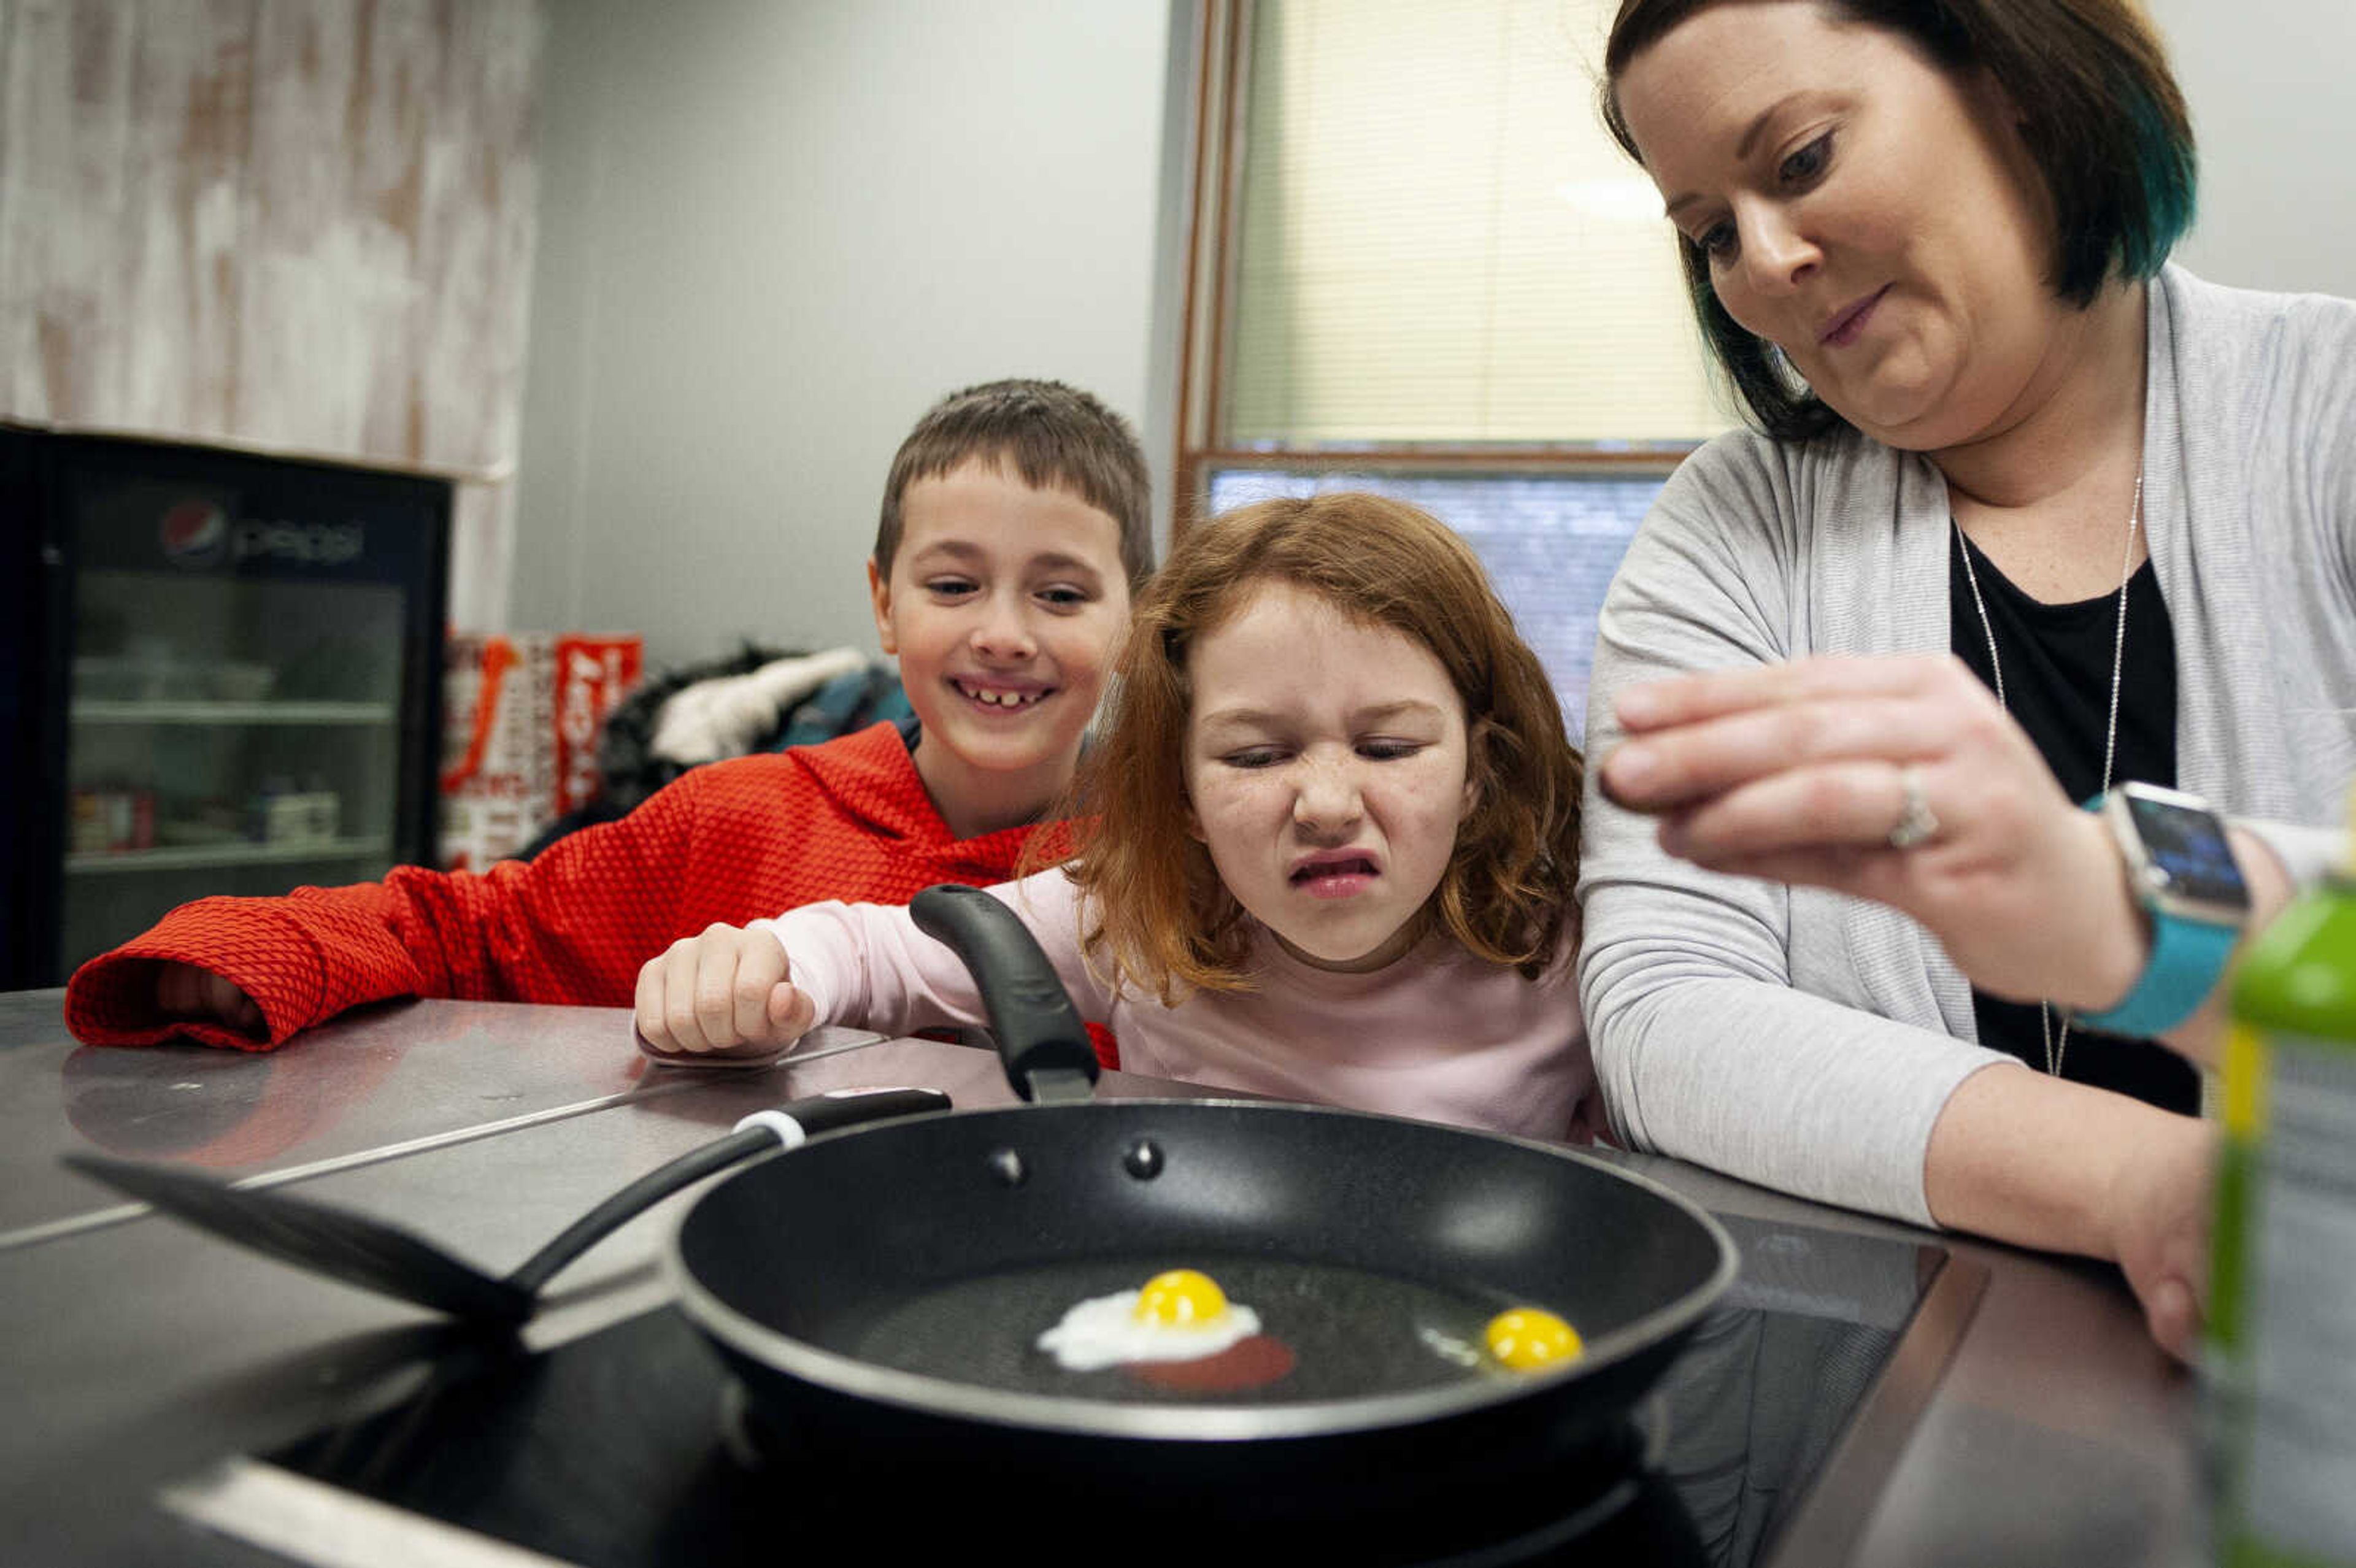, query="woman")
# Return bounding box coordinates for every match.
[1579,0,2356,1358]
